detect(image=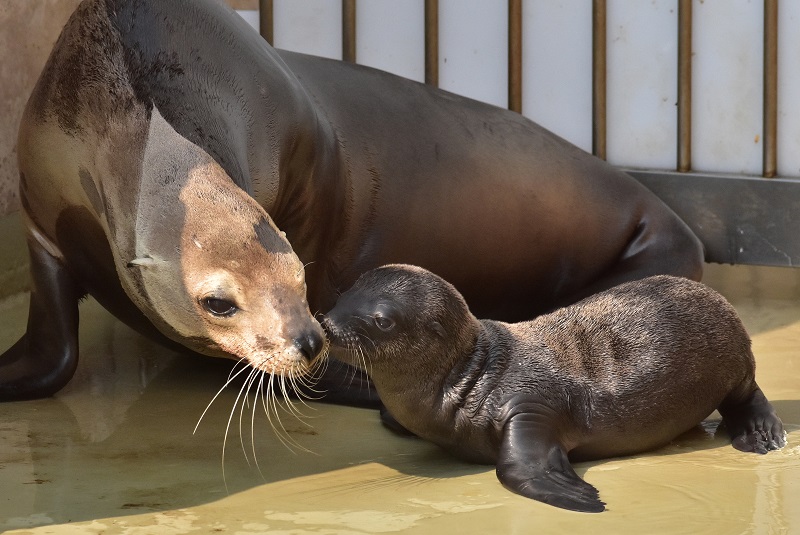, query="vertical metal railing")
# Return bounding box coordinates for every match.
[257,0,781,179]
[259,0,273,45]
[763,0,778,178]
[508,0,523,113]
[677,0,692,172]
[425,0,439,87]
[592,0,607,160]
[342,0,357,63]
